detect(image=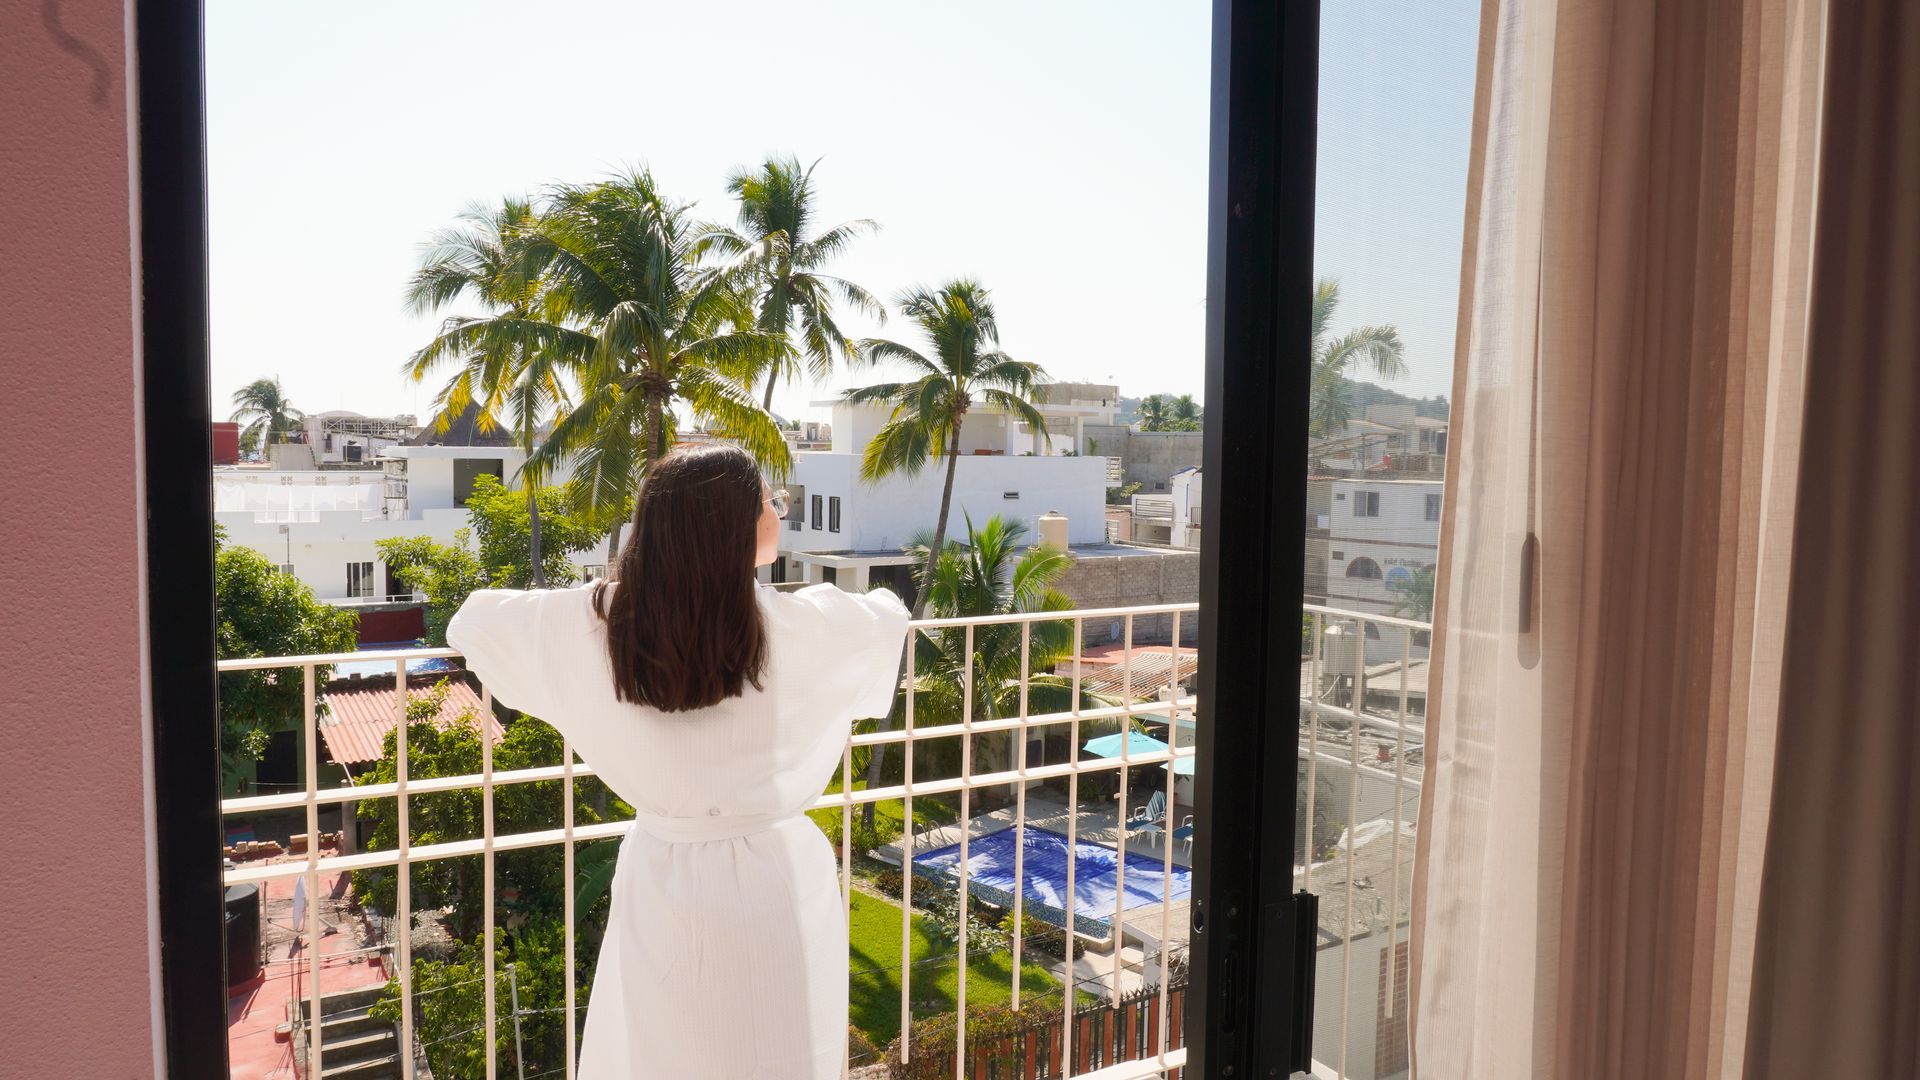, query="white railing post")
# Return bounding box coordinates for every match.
[303,663,323,1079]
[393,658,414,1080]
